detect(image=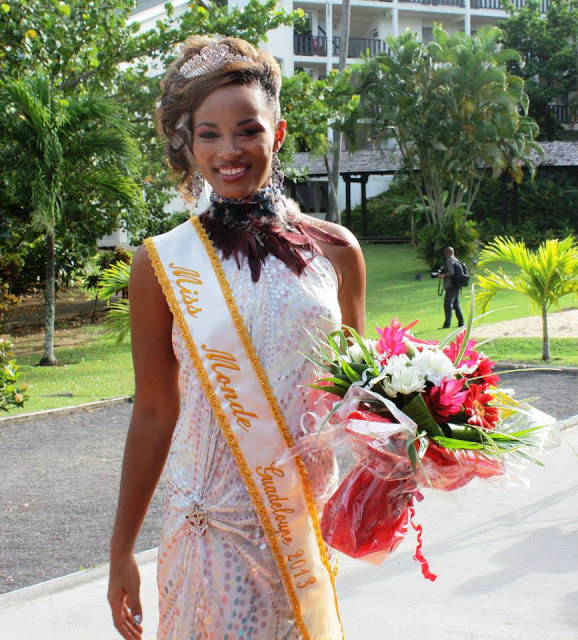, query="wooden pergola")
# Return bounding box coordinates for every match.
[290,141,578,234]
